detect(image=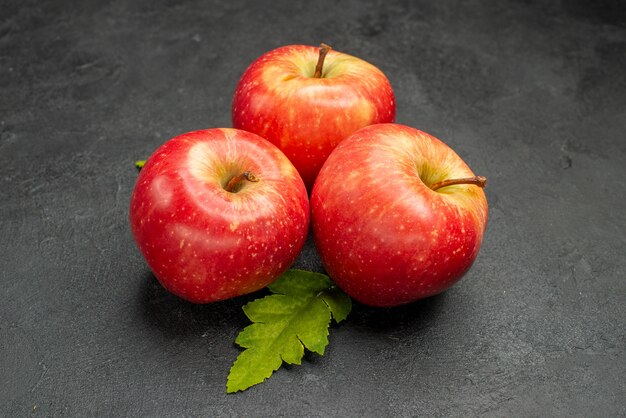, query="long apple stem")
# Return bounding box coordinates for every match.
[313,43,332,78]
[430,176,487,191]
[225,171,259,193]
